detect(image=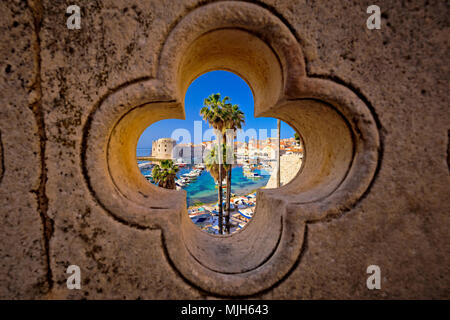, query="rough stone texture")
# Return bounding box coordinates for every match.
[0,0,49,298]
[0,0,449,299]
